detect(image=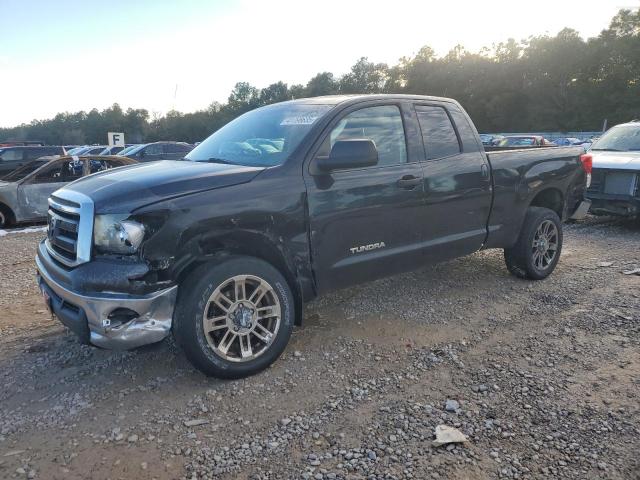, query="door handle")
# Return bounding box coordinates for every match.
[481,164,489,179]
[397,175,421,189]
